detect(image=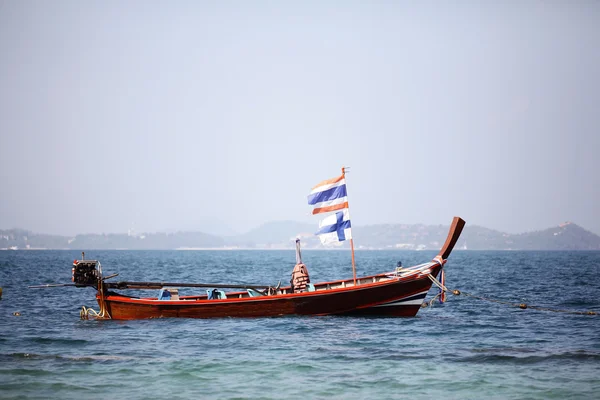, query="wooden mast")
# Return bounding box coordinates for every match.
[342,166,357,285]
